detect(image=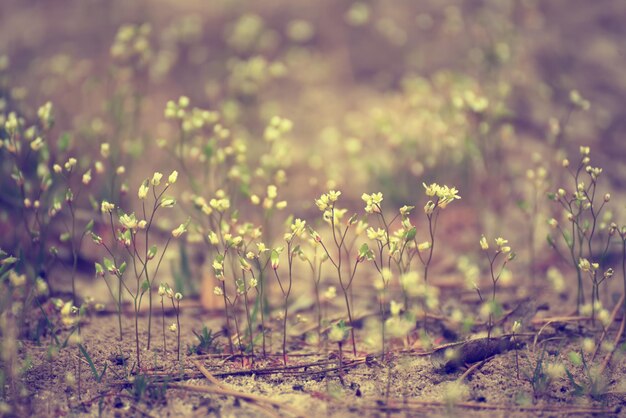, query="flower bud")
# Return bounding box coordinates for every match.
[151,172,163,186]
